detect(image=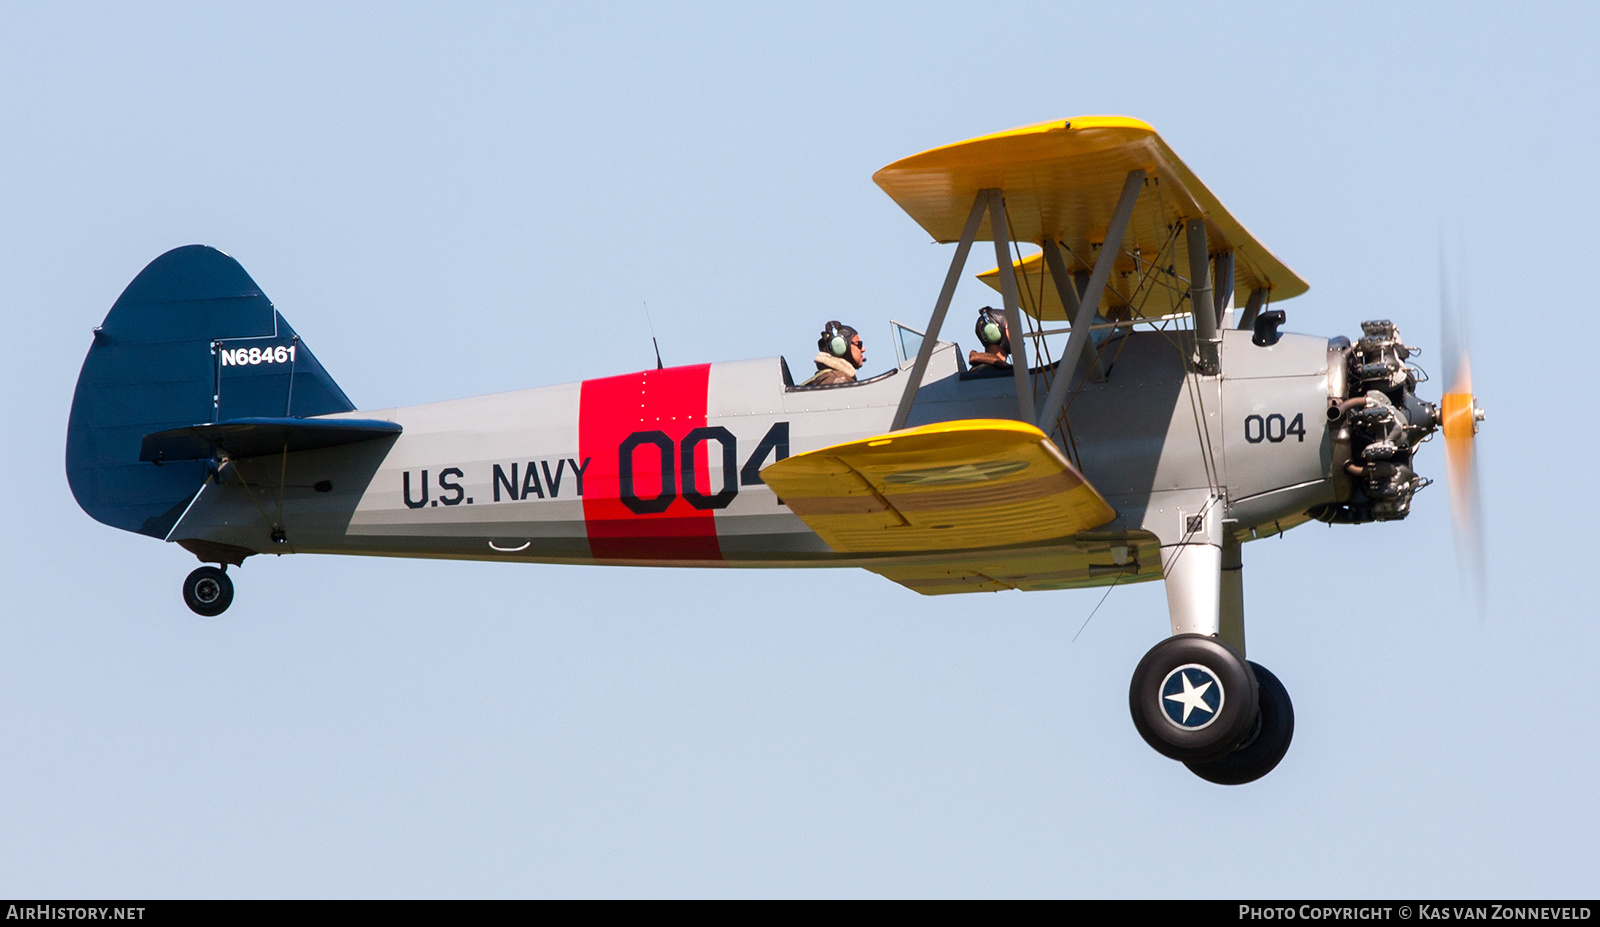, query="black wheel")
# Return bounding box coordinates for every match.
[1129,634,1258,762]
[183,566,233,617]
[1185,661,1294,785]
